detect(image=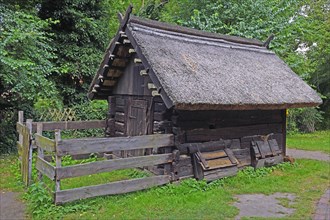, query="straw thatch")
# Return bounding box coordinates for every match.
[89,15,322,110]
